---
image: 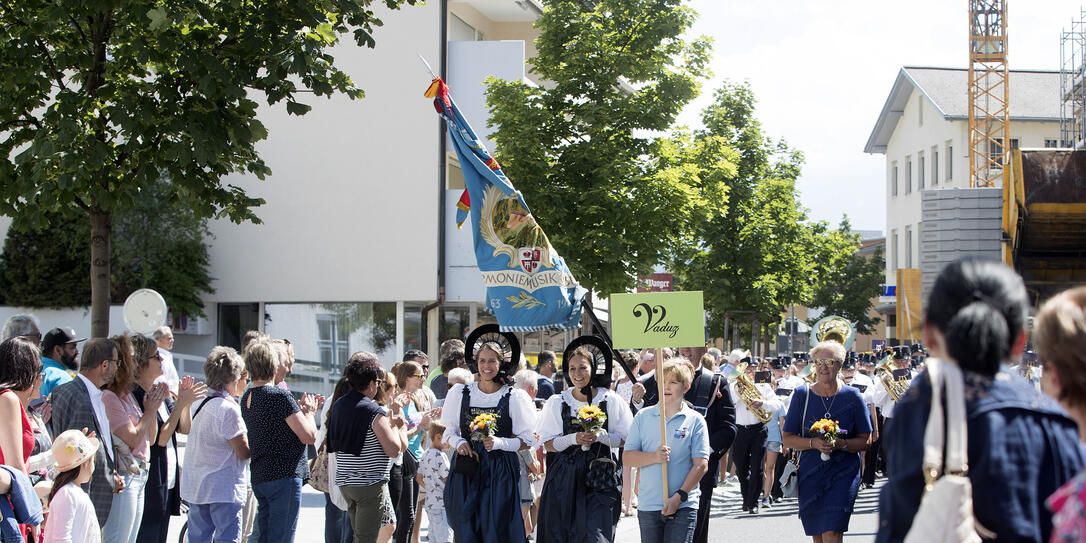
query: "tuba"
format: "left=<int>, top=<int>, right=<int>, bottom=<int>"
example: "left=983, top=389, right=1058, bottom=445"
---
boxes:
left=733, top=362, right=773, bottom=423
left=810, top=315, right=856, bottom=350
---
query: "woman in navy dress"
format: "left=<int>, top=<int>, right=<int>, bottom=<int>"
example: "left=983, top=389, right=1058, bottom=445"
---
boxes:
left=536, top=343, right=632, bottom=543
left=440, top=338, right=536, bottom=543
left=782, top=341, right=871, bottom=543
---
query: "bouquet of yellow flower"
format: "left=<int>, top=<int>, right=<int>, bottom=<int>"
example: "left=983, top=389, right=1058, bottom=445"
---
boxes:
left=574, top=404, right=607, bottom=451
left=809, top=418, right=843, bottom=461
left=469, top=413, right=498, bottom=442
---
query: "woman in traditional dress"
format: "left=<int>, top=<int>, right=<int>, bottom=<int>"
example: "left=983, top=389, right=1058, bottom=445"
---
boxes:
left=781, top=341, right=871, bottom=543
left=536, top=341, right=633, bottom=542
left=440, top=330, right=536, bottom=543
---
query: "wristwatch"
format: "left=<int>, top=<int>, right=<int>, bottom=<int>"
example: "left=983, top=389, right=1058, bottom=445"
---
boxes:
left=676, top=489, right=689, bottom=502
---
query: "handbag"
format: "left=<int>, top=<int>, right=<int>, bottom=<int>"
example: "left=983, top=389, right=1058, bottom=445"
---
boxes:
left=779, top=455, right=799, bottom=498
left=779, top=387, right=810, bottom=499
left=451, top=450, right=479, bottom=476
left=903, top=358, right=984, bottom=543
left=308, top=437, right=330, bottom=493
left=584, top=449, right=620, bottom=493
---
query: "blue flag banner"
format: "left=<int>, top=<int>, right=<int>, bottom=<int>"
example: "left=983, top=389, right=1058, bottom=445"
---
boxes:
left=426, top=78, right=586, bottom=332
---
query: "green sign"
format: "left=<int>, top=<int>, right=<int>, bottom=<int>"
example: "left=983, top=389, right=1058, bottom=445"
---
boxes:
left=610, top=291, right=705, bottom=348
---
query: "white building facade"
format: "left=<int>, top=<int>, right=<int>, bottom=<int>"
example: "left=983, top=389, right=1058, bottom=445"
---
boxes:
left=865, top=66, right=1062, bottom=340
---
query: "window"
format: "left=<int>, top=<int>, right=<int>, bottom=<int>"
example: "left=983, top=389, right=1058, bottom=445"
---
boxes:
left=946, top=141, right=953, bottom=183
left=218, top=303, right=260, bottom=352
left=905, top=226, right=913, bottom=268
left=905, top=157, right=912, bottom=194
left=892, top=230, right=899, bottom=270
left=990, top=138, right=1019, bottom=166
left=263, top=302, right=397, bottom=380
left=449, top=14, right=483, bottom=41
left=918, top=94, right=924, bottom=126
left=918, top=151, right=926, bottom=190
left=1063, top=139, right=1075, bottom=148
left=932, top=146, right=939, bottom=186
left=891, top=162, right=899, bottom=196
left=1045, top=139, right=1059, bottom=148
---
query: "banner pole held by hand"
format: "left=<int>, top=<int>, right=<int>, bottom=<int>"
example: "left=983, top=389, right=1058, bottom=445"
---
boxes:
left=656, top=347, right=669, bottom=516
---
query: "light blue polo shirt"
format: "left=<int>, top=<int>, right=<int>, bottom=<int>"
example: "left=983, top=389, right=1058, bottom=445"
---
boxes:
left=625, top=403, right=711, bottom=511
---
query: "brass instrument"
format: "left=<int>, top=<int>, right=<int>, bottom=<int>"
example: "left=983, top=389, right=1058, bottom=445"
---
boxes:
left=877, top=355, right=910, bottom=402
left=810, top=315, right=856, bottom=349
left=733, top=362, right=773, bottom=423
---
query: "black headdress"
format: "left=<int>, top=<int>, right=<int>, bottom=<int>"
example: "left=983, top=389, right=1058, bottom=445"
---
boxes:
left=562, top=335, right=613, bottom=398
left=465, top=324, right=521, bottom=386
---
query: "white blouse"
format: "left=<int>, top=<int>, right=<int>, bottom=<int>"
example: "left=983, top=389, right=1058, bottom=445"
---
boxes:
left=45, top=483, right=101, bottom=543
left=536, top=388, right=633, bottom=449
left=440, top=383, right=538, bottom=449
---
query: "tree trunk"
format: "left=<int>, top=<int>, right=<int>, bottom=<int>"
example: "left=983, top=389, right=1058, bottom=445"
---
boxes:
left=90, top=205, right=111, bottom=338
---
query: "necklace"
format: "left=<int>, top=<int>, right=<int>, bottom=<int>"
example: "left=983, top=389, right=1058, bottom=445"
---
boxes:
left=815, top=383, right=838, bottom=419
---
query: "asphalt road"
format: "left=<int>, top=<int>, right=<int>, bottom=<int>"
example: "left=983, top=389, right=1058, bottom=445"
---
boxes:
left=168, top=476, right=884, bottom=543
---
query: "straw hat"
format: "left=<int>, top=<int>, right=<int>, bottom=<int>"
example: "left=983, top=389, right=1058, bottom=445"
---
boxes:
left=51, top=430, right=99, bottom=472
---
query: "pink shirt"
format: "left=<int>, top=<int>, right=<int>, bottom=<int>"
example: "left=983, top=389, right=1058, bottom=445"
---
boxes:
left=102, top=390, right=150, bottom=460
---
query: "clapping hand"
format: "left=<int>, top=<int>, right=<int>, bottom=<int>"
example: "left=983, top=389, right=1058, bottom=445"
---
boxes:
left=631, top=383, right=646, bottom=404
left=299, top=393, right=323, bottom=416
left=391, top=393, right=411, bottom=413
left=177, top=376, right=208, bottom=409
left=145, top=383, right=169, bottom=412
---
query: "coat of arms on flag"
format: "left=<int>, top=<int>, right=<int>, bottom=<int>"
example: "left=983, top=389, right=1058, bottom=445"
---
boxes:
left=425, top=77, right=585, bottom=332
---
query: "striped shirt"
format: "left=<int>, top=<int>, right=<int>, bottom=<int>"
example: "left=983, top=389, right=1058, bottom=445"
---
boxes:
left=334, top=417, right=392, bottom=487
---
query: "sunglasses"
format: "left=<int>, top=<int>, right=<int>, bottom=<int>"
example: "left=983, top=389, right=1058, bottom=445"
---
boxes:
left=813, top=359, right=840, bottom=367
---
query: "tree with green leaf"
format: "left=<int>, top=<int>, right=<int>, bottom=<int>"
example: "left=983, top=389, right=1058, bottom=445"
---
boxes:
left=0, top=178, right=215, bottom=318
left=0, top=0, right=417, bottom=336
left=671, top=81, right=811, bottom=339
left=806, top=219, right=885, bottom=335
left=486, top=0, right=716, bottom=296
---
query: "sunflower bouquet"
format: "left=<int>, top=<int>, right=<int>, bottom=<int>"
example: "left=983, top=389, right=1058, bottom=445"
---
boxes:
left=574, top=404, right=607, bottom=451
left=469, top=413, right=498, bottom=442
left=809, top=418, right=844, bottom=461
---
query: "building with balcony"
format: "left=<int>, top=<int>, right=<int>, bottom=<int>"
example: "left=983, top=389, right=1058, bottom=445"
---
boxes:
left=0, top=0, right=547, bottom=396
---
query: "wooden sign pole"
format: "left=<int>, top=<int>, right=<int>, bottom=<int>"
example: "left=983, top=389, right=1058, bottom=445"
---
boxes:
left=656, top=347, right=669, bottom=512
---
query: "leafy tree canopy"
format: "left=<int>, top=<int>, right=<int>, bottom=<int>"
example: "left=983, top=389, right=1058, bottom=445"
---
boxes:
left=0, top=0, right=418, bottom=334
left=486, top=0, right=717, bottom=296
left=0, top=179, right=215, bottom=317
left=806, top=219, right=886, bottom=335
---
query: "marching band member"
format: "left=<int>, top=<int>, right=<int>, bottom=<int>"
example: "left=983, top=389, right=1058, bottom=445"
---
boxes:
left=840, top=355, right=879, bottom=489
left=535, top=341, right=632, bottom=543
left=728, top=357, right=783, bottom=514
left=441, top=333, right=537, bottom=543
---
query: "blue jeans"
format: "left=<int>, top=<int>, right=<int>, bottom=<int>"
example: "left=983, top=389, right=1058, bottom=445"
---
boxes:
left=102, top=467, right=150, bottom=543
left=637, top=507, right=697, bottom=543
left=250, top=478, right=301, bottom=543
left=187, top=502, right=244, bottom=543
left=324, top=493, right=353, bottom=543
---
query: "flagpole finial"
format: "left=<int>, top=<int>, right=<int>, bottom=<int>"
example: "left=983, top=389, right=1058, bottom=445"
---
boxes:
left=418, top=54, right=438, bottom=80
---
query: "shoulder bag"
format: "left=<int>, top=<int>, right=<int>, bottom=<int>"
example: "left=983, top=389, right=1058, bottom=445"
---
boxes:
left=903, top=358, right=984, bottom=543
left=780, top=387, right=809, bottom=498
left=308, top=436, right=330, bottom=493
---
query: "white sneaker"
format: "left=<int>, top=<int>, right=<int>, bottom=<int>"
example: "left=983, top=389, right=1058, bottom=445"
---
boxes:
left=726, top=475, right=739, bottom=485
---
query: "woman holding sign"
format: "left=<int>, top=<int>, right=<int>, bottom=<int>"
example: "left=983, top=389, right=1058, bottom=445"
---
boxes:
left=623, top=358, right=710, bottom=543
left=536, top=339, right=633, bottom=543
left=781, top=341, right=871, bottom=543
left=440, top=326, right=537, bottom=543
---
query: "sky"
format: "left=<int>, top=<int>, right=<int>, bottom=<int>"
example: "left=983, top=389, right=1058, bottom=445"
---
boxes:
left=678, top=0, right=1084, bottom=233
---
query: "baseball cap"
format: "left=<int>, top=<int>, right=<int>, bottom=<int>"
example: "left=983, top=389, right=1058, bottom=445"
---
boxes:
left=42, top=327, right=86, bottom=353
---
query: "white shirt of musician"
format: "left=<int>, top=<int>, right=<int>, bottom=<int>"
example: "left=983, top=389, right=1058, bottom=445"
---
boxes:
left=728, top=381, right=784, bottom=426
left=871, top=369, right=915, bottom=418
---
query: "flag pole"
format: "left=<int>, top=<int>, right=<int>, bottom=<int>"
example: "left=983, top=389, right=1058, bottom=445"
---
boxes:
left=656, top=347, right=669, bottom=516
left=418, top=54, right=438, bottom=79
left=581, top=299, right=638, bottom=383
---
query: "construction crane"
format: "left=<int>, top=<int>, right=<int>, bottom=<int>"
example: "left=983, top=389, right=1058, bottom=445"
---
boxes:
left=968, top=0, right=1010, bottom=188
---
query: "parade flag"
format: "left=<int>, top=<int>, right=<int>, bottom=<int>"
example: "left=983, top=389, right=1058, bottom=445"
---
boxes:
left=425, top=78, right=586, bottom=332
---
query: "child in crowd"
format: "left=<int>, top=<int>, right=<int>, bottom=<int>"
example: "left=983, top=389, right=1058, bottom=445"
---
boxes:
left=416, top=422, right=451, bottom=543
left=45, top=430, right=102, bottom=543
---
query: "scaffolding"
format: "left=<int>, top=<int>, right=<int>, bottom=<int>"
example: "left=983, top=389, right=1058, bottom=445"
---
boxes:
left=1061, top=10, right=1086, bottom=149
left=968, top=0, right=1010, bottom=188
